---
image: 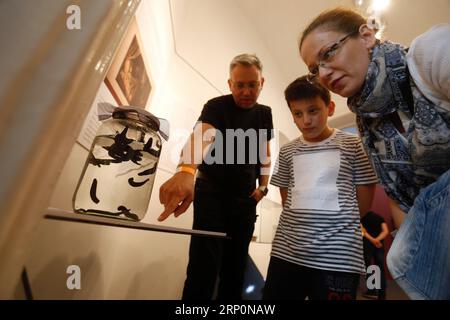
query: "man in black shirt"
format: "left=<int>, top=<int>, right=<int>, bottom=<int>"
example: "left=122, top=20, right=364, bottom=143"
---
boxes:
left=361, top=211, right=389, bottom=300
left=158, top=54, right=273, bottom=299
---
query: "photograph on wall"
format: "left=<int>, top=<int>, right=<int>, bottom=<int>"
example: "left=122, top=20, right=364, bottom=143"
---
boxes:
left=105, top=17, right=152, bottom=108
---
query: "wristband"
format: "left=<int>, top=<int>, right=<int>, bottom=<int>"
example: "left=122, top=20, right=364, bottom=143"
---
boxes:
left=177, top=166, right=196, bottom=176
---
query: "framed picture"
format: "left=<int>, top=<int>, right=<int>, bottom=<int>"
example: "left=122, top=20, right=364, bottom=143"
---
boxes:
left=105, top=17, right=152, bottom=108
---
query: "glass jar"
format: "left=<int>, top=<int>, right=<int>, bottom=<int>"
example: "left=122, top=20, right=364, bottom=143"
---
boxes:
left=73, top=107, right=169, bottom=221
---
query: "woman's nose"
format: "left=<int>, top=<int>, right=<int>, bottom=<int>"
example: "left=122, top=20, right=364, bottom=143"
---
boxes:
left=319, top=65, right=334, bottom=82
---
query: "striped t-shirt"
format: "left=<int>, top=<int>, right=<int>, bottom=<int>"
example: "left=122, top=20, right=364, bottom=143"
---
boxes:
left=270, top=129, right=378, bottom=274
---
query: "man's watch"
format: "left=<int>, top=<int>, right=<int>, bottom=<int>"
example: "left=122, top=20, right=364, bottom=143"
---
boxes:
left=258, top=185, right=268, bottom=196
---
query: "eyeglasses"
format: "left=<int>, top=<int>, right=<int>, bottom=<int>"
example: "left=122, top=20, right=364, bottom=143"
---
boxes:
left=230, top=81, right=261, bottom=91
left=307, top=31, right=358, bottom=82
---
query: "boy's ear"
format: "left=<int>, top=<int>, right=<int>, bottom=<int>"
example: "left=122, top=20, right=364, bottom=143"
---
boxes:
left=327, top=101, right=336, bottom=117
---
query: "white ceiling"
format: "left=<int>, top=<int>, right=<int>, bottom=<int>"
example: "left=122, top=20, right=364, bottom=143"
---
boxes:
left=235, top=0, right=354, bottom=83
left=236, top=0, right=450, bottom=84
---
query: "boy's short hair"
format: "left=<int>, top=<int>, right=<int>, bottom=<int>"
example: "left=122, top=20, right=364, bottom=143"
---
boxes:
left=284, top=75, right=331, bottom=107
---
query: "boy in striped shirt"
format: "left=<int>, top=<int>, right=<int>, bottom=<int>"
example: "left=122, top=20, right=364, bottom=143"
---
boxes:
left=263, top=76, right=378, bottom=300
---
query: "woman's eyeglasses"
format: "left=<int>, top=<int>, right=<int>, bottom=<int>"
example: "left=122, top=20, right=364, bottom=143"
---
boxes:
left=307, top=31, right=359, bottom=82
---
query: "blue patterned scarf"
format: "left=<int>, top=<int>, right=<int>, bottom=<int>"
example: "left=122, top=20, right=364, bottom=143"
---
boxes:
left=348, top=42, right=450, bottom=211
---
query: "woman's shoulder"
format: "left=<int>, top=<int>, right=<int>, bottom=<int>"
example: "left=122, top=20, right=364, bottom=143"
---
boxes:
left=408, top=24, right=450, bottom=58
left=411, top=24, right=450, bottom=45
left=407, top=24, right=450, bottom=104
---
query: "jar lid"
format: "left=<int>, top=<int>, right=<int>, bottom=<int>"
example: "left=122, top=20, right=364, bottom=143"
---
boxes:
left=112, top=106, right=169, bottom=141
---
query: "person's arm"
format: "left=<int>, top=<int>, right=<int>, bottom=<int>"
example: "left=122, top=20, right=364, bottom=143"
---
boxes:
left=356, top=184, right=376, bottom=219
left=361, top=223, right=382, bottom=248
left=361, top=224, right=372, bottom=241
left=279, top=187, right=288, bottom=208
left=158, top=122, right=215, bottom=221
left=353, top=137, right=378, bottom=219
left=375, top=222, right=389, bottom=242
left=270, top=142, right=290, bottom=209
left=387, top=197, right=405, bottom=230
left=250, top=141, right=271, bottom=203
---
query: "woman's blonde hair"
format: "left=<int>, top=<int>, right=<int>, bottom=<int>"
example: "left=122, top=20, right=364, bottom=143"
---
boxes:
left=299, top=7, right=366, bottom=49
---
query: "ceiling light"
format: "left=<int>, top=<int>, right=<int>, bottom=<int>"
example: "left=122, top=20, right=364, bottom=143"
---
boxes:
left=370, top=0, right=391, bottom=13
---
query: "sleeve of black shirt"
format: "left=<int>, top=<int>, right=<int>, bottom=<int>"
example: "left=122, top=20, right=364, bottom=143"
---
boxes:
left=197, top=100, right=221, bottom=129
left=263, top=106, right=274, bottom=141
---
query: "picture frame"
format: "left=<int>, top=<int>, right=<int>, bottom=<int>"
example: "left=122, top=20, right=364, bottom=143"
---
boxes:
left=105, top=17, right=152, bottom=108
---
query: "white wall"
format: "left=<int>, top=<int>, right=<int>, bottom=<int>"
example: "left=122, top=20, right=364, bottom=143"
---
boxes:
left=0, top=0, right=142, bottom=298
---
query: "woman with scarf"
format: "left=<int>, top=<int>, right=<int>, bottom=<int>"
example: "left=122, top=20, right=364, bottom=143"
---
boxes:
left=299, top=8, right=450, bottom=300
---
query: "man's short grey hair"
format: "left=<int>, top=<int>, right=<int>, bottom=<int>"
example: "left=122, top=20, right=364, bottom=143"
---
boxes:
left=229, top=53, right=263, bottom=74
